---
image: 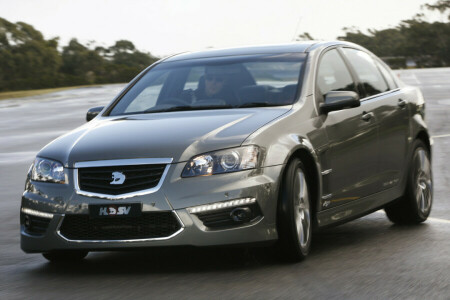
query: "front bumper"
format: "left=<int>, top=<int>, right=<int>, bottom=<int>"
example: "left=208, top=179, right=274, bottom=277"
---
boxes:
left=21, top=163, right=283, bottom=253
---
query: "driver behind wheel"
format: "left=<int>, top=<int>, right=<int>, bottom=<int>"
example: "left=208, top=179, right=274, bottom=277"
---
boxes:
left=194, top=66, right=235, bottom=102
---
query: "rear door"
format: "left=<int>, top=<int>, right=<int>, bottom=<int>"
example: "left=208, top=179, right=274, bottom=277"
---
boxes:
left=317, top=48, right=380, bottom=209
left=341, top=48, right=409, bottom=191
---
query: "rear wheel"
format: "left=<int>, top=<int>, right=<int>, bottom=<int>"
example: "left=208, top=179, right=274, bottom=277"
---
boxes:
left=385, top=140, right=432, bottom=224
left=277, top=158, right=312, bottom=261
left=42, top=250, right=88, bottom=263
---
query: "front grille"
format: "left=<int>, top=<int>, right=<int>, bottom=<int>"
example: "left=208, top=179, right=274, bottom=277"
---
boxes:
left=78, top=164, right=166, bottom=195
left=21, top=213, right=51, bottom=235
left=59, top=212, right=181, bottom=240
left=196, top=203, right=262, bottom=228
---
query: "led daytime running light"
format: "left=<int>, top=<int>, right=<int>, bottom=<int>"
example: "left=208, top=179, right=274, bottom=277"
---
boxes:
left=187, top=198, right=256, bottom=214
left=21, top=207, right=54, bottom=219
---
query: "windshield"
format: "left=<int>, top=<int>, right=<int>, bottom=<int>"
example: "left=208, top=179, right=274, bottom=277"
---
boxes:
left=109, top=53, right=306, bottom=115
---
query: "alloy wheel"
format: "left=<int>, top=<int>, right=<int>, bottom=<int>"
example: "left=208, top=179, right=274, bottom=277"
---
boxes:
left=293, top=169, right=311, bottom=248
left=414, top=148, right=432, bottom=215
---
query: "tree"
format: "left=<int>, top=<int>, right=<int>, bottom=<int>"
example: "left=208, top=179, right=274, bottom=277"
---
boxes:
left=60, top=39, right=104, bottom=85
left=424, top=0, right=450, bottom=19
left=296, top=32, right=314, bottom=41
left=106, top=40, right=158, bottom=83
left=0, top=17, right=161, bottom=91
left=0, top=18, right=61, bottom=91
left=338, top=0, right=450, bottom=68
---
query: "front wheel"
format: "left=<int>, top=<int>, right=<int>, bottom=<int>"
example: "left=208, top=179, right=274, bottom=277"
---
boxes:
left=385, top=140, right=433, bottom=224
left=277, top=158, right=312, bottom=261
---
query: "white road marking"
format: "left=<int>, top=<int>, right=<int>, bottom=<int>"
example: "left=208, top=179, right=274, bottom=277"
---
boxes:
left=432, top=134, right=450, bottom=139
left=374, top=210, right=450, bottom=224
left=428, top=217, right=450, bottom=224
left=396, top=72, right=421, bottom=85
left=0, top=152, right=36, bottom=164
left=437, top=99, right=450, bottom=105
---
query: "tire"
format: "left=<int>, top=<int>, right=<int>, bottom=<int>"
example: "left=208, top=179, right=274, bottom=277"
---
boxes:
left=42, top=250, right=88, bottom=263
left=385, top=140, right=433, bottom=224
left=277, top=158, right=312, bottom=261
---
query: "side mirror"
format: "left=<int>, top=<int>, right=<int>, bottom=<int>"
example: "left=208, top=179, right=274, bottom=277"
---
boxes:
left=320, top=91, right=360, bottom=114
left=86, top=106, right=104, bottom=122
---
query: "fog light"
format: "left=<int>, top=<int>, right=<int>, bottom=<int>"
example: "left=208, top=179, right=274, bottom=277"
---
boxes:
left=24, top=215, right=31, bottom=228
left=230, top=207, right=252, bottom=222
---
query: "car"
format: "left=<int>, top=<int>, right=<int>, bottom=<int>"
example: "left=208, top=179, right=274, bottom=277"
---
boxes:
left=20, top=41, right=432, bottom=262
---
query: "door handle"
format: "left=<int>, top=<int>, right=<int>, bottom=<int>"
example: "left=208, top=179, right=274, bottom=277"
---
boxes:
left=361, top=112, right=372, bottom=121
left=398, top=99, right=407, bottom=108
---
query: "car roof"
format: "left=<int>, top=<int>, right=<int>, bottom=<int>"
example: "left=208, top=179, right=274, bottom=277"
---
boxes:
left=163, top=41, right=357, bottom=62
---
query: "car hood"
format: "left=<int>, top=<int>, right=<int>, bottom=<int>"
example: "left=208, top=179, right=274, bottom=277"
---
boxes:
left=38, top=107, right=290, bottom=167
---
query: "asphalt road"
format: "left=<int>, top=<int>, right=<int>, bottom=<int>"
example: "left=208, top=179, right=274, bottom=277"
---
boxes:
left=0, top=69, right=449, bottom=299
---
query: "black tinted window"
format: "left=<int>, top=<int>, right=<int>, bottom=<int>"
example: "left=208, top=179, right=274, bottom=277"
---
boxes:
left=317, top=49, right=356, bottom=97
left=342, top=48, right=388, bottom=97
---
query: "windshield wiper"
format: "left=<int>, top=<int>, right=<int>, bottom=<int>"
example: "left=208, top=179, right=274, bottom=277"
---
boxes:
left=144, top=105, right=191, bottom=113
left=143, top=104, right=233, bottom=114
left=237, top=102, right=284, bottom=108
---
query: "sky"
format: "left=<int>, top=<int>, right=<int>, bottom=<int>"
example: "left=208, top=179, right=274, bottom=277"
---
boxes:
left=0, top=0, right=444, bottom=57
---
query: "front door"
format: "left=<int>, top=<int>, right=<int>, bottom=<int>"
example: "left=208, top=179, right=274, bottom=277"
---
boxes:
left=316, top=48, right=380, bottom=209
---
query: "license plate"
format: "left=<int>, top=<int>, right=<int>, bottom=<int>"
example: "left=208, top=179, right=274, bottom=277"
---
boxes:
left=89, top=203, right=142, bottom=218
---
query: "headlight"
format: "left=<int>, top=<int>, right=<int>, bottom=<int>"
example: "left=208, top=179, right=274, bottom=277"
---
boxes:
left=182, top=145, right=259, bottom=177
left=31, top=157, right=66, bottom=184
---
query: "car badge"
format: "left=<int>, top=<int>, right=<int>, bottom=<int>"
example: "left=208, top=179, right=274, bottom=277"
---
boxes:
left=110, top=171, right=126, bottom=185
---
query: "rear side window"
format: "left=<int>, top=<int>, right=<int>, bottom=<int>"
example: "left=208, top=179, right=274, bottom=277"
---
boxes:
left=317, top=49, right=356, bottom=97
left=342, top=48, right=388, bottom=97
left=375, top=60, right=397, bottom=90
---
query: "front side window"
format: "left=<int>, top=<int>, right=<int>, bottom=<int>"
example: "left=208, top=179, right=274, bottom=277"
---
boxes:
left=316, top=49, right=356, bottom=97
left=109, top=53, right=306, bottom=116
left=375, top=60, right=397, bottom=90
left=342, top=48, right=389, bottom=98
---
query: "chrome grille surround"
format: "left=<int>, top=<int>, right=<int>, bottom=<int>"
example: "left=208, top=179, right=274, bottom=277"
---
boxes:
left=73, top=158, right=173, bottom=200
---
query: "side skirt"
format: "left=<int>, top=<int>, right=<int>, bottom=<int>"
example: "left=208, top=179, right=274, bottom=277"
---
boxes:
left=316, top=186, right=403, bottom=229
